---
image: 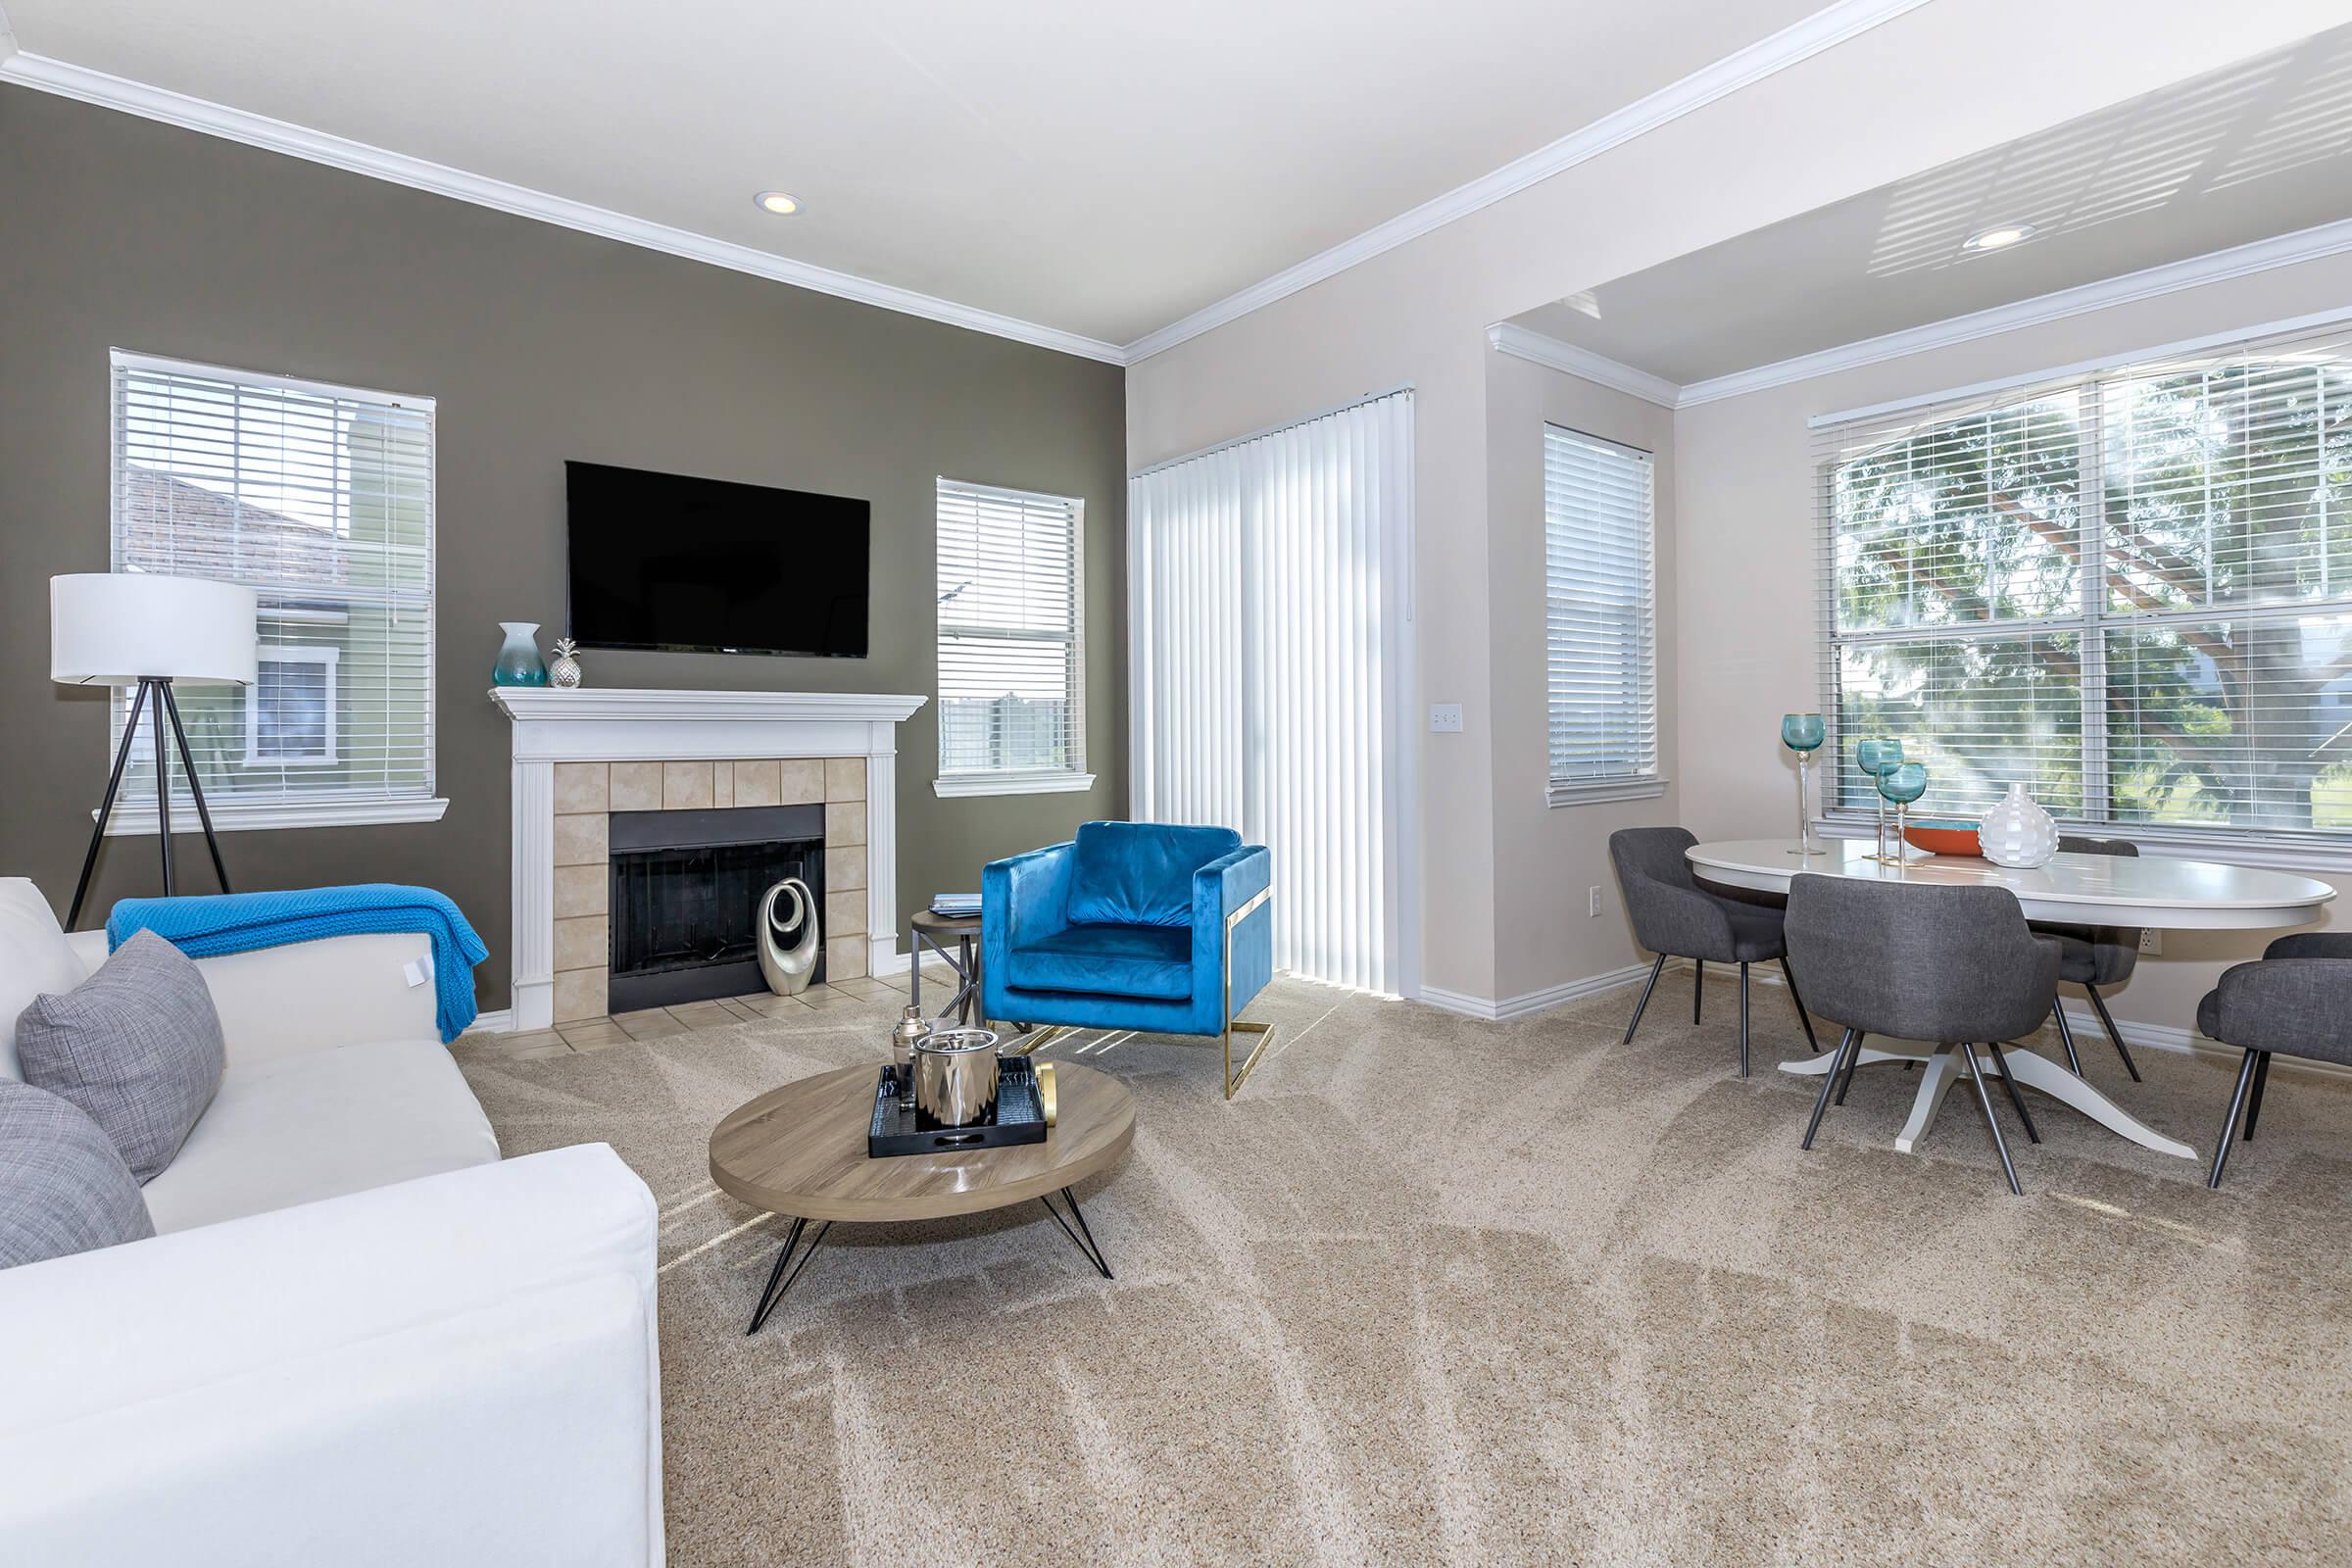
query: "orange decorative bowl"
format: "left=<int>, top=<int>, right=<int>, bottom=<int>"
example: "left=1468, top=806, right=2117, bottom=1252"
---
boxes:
left=1903, top=818, right=1983, bottom=858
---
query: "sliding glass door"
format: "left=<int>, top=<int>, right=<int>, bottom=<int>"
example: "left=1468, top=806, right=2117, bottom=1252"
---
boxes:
left=1128, top=390, right=1414, bottom=995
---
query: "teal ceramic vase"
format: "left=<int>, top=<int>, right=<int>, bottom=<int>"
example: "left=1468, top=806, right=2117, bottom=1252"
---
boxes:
left=493, top=621, right=548, bottom=687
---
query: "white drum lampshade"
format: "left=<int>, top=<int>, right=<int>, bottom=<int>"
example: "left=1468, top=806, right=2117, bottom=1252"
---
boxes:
left=51, top=574, right=259, bottom=687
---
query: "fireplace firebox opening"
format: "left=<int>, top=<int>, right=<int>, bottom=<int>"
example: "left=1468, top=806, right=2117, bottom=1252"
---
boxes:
left=607, top=803, right=826, bottom=1012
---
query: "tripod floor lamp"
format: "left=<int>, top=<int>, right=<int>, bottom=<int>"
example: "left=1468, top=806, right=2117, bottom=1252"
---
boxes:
left=52, top=573, right=259, bottom=930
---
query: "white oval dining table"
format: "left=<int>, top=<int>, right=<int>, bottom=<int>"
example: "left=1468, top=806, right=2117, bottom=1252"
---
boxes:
left=1684, top=838, right=2337, bottom=1162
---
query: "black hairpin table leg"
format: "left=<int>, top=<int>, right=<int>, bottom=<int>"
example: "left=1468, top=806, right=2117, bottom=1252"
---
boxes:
left=1039, top=1187, right=1113, bottom=1279
left=746, top=1216, right=833, bottom=1335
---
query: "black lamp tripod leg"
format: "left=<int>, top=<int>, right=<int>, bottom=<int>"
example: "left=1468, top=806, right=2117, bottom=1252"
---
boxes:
left=65, top=679, right=153, bottom=931
left=152, top=679, right=174, bottom=898
left=160, top=683, right=230, bottom=895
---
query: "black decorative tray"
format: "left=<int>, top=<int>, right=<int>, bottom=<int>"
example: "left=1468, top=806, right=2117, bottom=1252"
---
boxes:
left=866, top=1056, right=1048, bottom=1157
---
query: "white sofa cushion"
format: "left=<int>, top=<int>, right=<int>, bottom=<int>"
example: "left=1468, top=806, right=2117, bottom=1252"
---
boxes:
left=0, top=879, right=85, bottom=1084
left=0, top=1145, right=662, bottom=1568
left=142, top=1039, right=500, bottom=1234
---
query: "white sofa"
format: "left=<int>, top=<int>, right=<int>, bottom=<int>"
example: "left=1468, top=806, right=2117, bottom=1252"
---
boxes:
left=0, top=884, right=663, bottom=1567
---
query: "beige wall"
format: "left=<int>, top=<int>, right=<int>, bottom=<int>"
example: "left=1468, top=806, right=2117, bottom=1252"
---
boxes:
left=1486, top=351, right=1681, bottom=1001
left=1126, top=0, right=2341, bottom=1005
left=1675, top=247, right=2352, bottom=1037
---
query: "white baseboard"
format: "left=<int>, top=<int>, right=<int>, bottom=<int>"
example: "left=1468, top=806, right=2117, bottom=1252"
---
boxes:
left=2059, top=1006, right=2352, bottom=1083
left=465, top=1007, right=516, bottom=1037
left=1424, top=961, right=2352, bottom=1084
left=1421, top=961, right=1655, bottom=1022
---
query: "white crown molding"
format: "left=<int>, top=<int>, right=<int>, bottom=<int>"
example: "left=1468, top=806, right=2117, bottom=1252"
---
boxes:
left=1123, top=0, right=1933, bottom=364
left=1680, top=215, right=2352, bottom=408
left=1487, top=322, right=1680, bottom=409
left=0, top=51, right=1126, bottom=365
left=1487, top=215, right=2352, bottom=417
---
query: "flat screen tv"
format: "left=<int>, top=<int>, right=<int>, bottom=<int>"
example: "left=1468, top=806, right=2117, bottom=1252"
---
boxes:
left=565, top=460, right=869, bottom=658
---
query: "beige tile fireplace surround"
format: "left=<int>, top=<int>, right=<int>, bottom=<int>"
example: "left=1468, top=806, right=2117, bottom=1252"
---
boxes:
left=548, top=757, right=872, bottom=1023
left=491, top=689, right=927, bottom=1033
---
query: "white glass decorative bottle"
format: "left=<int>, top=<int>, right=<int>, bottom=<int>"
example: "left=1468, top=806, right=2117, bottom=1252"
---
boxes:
left=1978, top=783, right=2058, bottom=868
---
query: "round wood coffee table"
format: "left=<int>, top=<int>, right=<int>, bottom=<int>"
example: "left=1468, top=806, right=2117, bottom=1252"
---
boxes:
left=710, top=1061, right=1135, bottom=1332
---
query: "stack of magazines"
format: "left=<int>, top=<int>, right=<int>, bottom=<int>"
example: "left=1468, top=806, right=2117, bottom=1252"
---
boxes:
left=929, top=893, right=982, bottom=917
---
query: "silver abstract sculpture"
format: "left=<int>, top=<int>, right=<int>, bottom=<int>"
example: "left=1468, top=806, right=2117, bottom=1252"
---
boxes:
left=757, top=877, right=820, bottom=995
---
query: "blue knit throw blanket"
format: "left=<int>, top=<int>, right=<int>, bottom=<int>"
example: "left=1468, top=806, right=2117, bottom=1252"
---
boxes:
left=108, top=885, right=489, bottom=1044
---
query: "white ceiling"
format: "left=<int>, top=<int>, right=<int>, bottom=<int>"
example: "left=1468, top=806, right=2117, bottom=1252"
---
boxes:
left=0, top=0, right=1833, bottom=353
left=1513, top=23, right=2352, bottom=387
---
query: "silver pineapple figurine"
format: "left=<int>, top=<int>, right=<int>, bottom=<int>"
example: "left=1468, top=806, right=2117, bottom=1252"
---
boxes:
left=549, top=636, right=583, bottom=689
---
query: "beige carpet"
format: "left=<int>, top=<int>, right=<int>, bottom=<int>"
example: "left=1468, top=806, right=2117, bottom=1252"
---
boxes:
left=457, top=970, right=2352, bottom=1567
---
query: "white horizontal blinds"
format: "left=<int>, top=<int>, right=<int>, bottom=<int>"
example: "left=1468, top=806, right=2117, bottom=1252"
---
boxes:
left=108, top=352, right=436, bottom=818
left=935, top=480, right=1084, bottom=781
left=2099, top=328, right=2352, bottom=833
left=1128, top=390, right=1410, bottom=995
left=1818, top=385, right=2087, bottom=819
left=1544, top=426, right=1657, bottom=793
left=1816, top=316, right=2352, bottom=840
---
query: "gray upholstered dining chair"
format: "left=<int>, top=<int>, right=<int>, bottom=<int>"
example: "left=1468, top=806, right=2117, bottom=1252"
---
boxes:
left=2031, top=835, right=2144, bottom=1082
left=2197, top=932, right=2352, bottom=1189
left=1785, top=874, right=2062, bottom=1195
left=1608, top=826, right=1819, bottom=1076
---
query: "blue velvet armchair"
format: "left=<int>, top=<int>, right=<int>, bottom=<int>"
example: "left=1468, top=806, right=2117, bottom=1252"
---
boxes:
left=982, top=822, right=1276, bottom=1099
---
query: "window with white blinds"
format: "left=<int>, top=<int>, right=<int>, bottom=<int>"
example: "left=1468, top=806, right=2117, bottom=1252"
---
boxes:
left=934, top=478, right=1090, bottom=796
left=1818, top=316, right=2352, bottom=846
left=107, top=351, right=441, bottom=831
left=1544, top=425, right=1661, bottom=805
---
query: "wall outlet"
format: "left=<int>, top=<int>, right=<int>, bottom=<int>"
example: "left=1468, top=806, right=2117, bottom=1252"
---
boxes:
left=2139, top=928, right=2162, bottom=955
left=1429, top=703, right=1464, bottom=733
left=1588, top=885, right=1603, bottom=917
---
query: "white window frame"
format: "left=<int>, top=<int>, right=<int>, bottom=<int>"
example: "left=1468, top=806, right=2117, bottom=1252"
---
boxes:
left=104, top=349, right=446, bottom=834
left=932, top=478, right=1094, bottom=799
left=1544, top=424, right=1665, bottom=808
left=242, top=645, right=341, bottom=767
left=1813, top=313, right=2352, bottom=862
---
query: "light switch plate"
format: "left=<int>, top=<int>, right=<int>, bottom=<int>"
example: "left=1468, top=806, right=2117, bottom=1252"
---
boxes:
left=1430, top=703, right=1464, bottom=733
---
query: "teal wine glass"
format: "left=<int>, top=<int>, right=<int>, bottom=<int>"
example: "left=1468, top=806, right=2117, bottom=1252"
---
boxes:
left=1855, top=738, right=1904, bottom=860
left=1876, top=761, right=1928, bottom=862
left=1781, top=713, right=1828, bottom=856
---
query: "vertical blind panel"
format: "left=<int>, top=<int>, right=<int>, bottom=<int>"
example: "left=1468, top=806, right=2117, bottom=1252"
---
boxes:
left=1816, top=316, right=2352, bottom=840
left=1544, top=426, right=1658, bottom=786
left=936, top=481, right=1085, bottom=778
left=109, top=354, right=436, bottom=816
left=1128, top=390, right=1409, bottom=995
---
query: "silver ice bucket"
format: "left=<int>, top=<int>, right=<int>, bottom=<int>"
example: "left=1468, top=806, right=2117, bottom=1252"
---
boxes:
left=911, top=1028, right=1001, bottom=1127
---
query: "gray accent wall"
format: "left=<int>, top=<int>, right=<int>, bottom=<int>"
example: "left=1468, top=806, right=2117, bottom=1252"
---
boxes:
left=0, top=87, right=1128, bottom=1008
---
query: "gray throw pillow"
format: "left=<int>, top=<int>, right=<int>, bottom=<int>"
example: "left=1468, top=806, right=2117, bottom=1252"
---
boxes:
left=15, top=929, right=225, bottom=1183
left=0, top=1080, right=156, bottom=1268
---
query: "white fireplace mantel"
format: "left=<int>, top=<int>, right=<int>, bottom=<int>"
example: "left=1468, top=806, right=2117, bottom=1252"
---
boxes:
left=492, top=687, right=927, bottom=1031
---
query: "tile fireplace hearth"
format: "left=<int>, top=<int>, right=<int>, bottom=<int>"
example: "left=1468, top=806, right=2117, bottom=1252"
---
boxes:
left=491, top=688, right=927, bottom=1031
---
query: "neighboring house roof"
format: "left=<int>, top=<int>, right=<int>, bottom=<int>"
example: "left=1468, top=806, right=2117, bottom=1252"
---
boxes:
left=116, top=466, right=350, bottom=588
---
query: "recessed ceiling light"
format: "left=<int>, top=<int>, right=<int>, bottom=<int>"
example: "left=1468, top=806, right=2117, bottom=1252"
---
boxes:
left=1963, top=222, right=2037, bottom=252
left=755, top=191, right=803, bottom=217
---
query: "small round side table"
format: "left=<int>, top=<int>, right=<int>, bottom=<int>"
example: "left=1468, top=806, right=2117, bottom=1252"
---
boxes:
left=909, top=907, right=985, bottom=1025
